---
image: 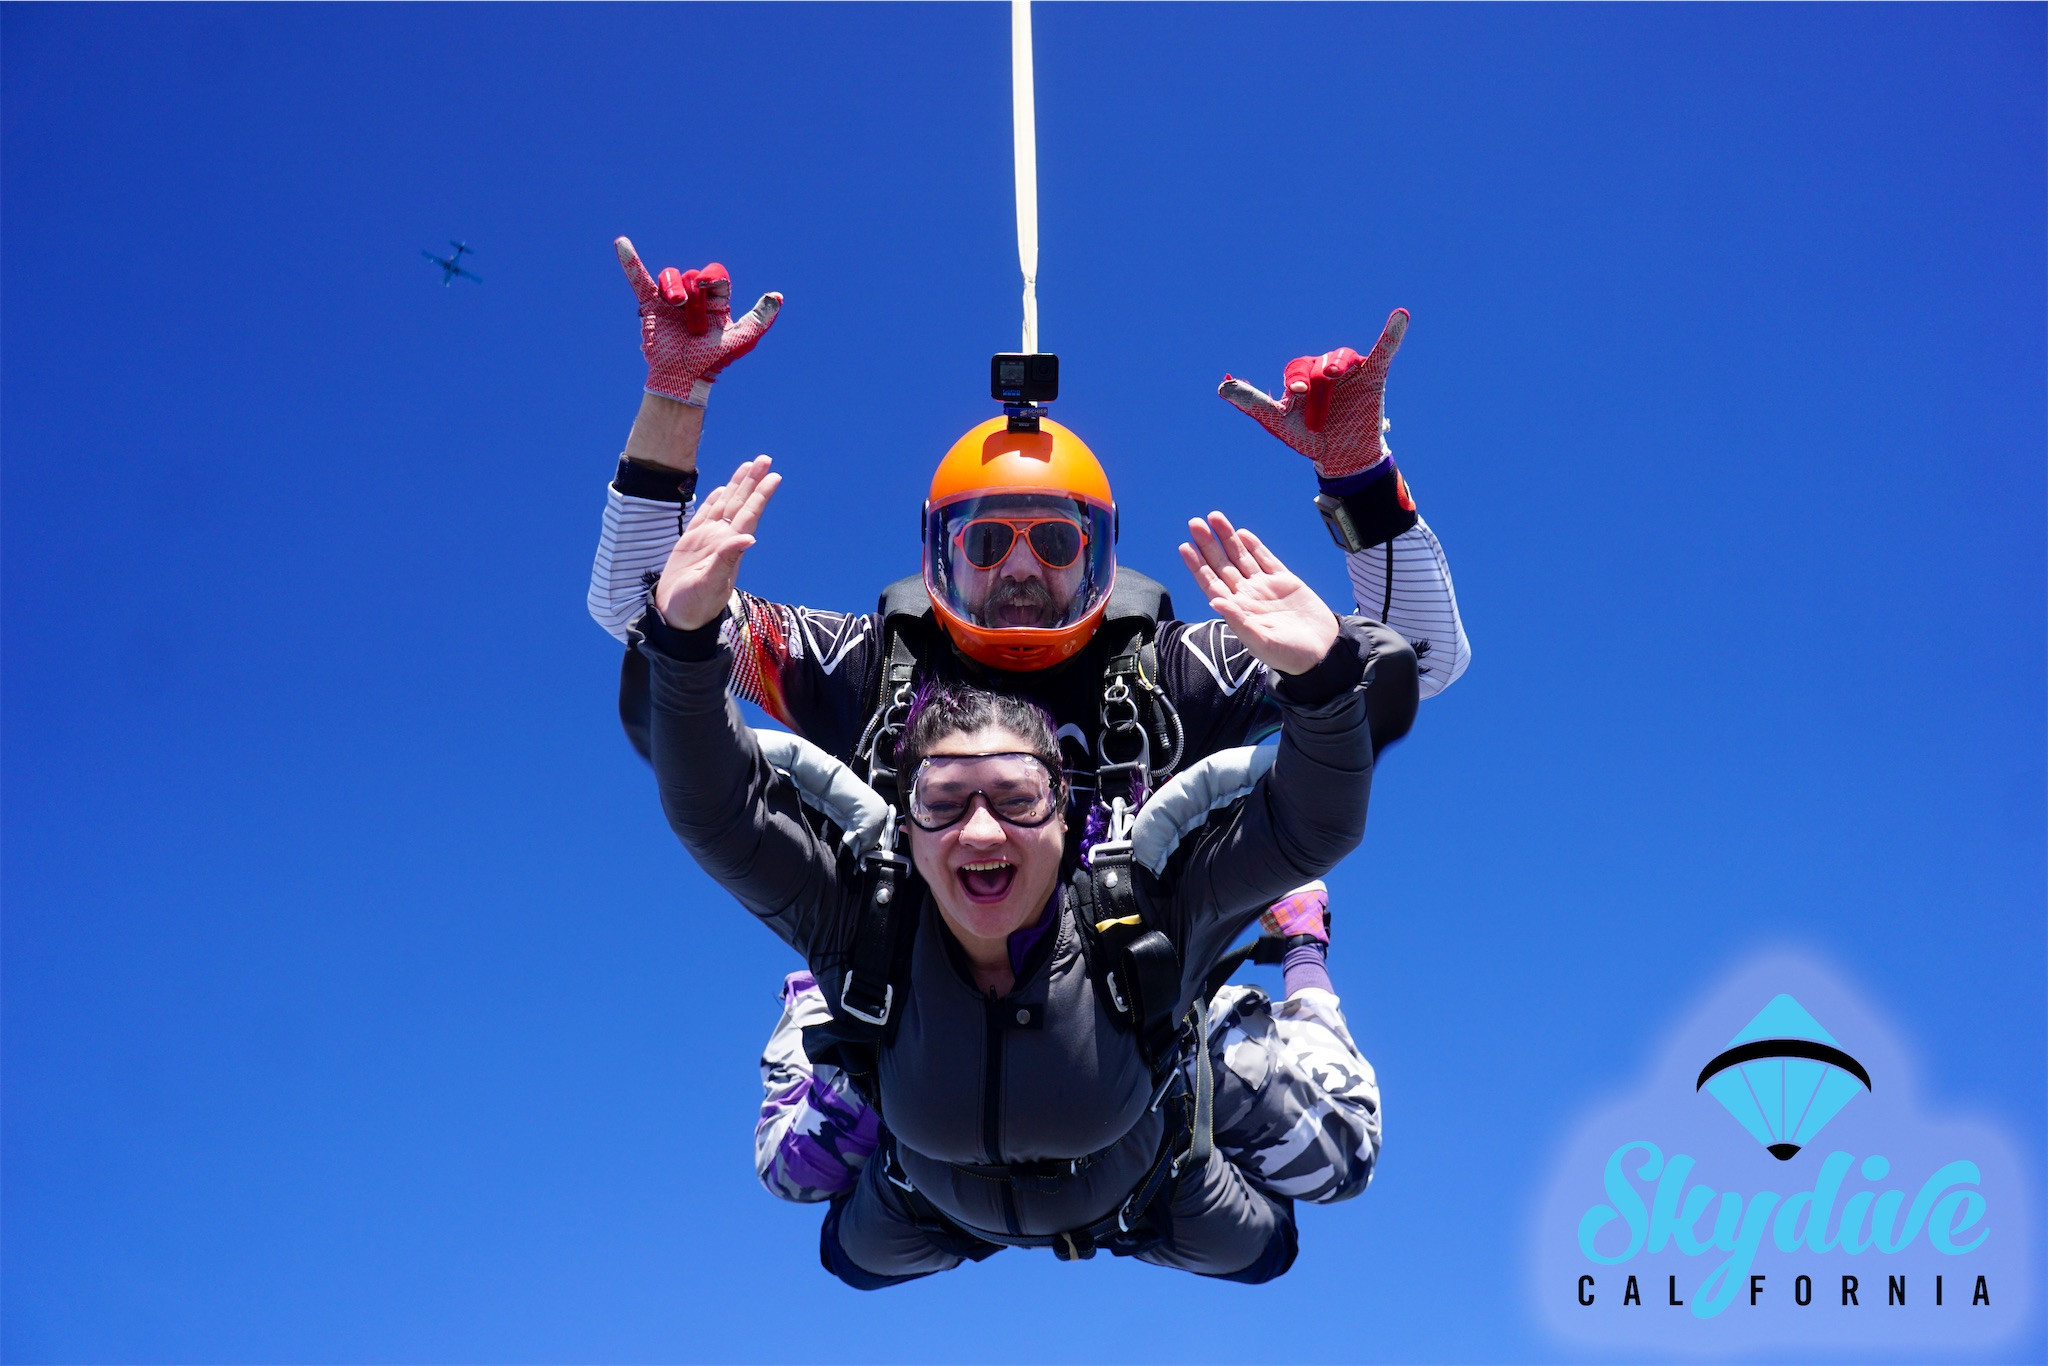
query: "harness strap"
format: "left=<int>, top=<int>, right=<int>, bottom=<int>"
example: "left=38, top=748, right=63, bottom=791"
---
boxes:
left=875, top=1140, right=1007, bottom=1264
left=1199, top=930, right=1289, bottom=1003
left=832, top=618, right=925, bottom=1038
left=858, top=631, right=921, bottom=797
left=1187, top=994, right=1214, bottom=1166
left=838, top=843, right=906, bottom=1028
left=943, top=1135, right=1121, bottom=1190
left=1083, top=826, right=1184, bottom=1074
left=1056, top=1066, right=1204, bottom=1260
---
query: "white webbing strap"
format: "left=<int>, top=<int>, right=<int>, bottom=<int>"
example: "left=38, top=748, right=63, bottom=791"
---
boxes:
left=1012, top=0, right=1039, bottom=353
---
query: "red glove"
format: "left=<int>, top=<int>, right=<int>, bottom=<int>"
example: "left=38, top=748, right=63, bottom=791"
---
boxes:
left=1218, top=309, right=1409, bottom=480
left=615, top=237, right=782, bottom=406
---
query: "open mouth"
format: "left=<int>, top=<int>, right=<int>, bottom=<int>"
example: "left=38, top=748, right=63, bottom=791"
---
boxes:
left=957, top=860, right=1017, bottom=902
left=992, top=603, right=1050, bottom=628
left=982, top=578, right=1058, bottom=630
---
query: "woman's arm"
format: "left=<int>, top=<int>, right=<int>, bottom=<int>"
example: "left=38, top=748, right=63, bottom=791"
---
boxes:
left=631, top=461, right=852, bottom=956
left=1165, top=616, right=1408, bottom=992
left=634, top=608, right=847, bottom=956
left=605, top=458, right=888, bottom=764
left=1163, top=514, right=1417, bottom=1002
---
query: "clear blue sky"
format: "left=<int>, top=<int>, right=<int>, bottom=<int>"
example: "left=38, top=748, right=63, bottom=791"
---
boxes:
left=3, top=4, right=2041, bottom=1362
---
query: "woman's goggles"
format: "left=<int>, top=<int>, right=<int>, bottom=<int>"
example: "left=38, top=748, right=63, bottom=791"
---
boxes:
left=906, top=753, right=1062, bottom=832
left=954, top=516, right=1089, bottom=571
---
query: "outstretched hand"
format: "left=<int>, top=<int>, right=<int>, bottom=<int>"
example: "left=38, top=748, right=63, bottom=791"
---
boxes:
left=1178, top=513, right=1340, bottom=677
left=616, top=237, right=782, bottom=406
left=1217, top=308, right=1409, bottom=480
left=654, top=456, right=781, bottom=631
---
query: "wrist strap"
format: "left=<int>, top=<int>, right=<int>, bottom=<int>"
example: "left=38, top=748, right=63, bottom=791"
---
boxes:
left=1313, top=458, right=1418, bottom=553
left=614, top=458, right=699, bottom=505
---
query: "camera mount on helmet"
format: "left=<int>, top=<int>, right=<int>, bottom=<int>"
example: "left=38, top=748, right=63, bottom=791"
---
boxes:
left=992, top=353, right=1059, bottom=432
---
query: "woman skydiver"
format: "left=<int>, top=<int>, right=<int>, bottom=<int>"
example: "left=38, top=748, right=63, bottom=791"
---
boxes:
left=631, top=460, right=1404, bottom=1283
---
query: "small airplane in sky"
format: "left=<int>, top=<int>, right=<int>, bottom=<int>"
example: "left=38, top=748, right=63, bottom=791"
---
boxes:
left=422, top=241, right=481, bottom=286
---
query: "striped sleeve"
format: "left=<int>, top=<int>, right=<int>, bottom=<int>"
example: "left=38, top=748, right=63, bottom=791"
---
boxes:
left=1343, top=515, right=1471, bottom=700
left=588, top=485, right=690, bottom=643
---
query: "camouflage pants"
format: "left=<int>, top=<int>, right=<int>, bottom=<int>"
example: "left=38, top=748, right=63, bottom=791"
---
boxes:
left=756, top=973, right=1380, bottom=1208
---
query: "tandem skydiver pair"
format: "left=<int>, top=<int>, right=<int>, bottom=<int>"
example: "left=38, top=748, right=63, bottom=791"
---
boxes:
left=585, top=237, right=1471, bottom=1283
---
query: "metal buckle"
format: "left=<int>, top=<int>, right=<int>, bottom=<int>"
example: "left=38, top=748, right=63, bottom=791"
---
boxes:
left=839, top=971, right=894, bottom=1027
left=1098, top=676, right=1152, bottom=800
left=1097, top=737, right=1150, bottom=785
left=1086, top=796, right=1137, bottom=871
left=862, top=677, right=918, bottom=793
left=1105, top=968, right=1129, bottom=1015
left=1085, top=838, right=1133, bottom=871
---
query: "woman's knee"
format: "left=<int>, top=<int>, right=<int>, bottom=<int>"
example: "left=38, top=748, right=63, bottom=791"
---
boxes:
left=819, top=1197, right=937, bottom=1290
left=822, top=1161, right=994, bottom=1288
left=1202, top=1217, right=1299, bottom=1285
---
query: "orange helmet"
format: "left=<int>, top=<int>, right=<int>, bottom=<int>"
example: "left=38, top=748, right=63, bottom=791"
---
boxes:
left=923, top=416, right=1117, bottom=671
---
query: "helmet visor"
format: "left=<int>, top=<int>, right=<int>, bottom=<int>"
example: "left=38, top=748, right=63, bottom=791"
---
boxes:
left=925, top=492, right=1115, bottom=634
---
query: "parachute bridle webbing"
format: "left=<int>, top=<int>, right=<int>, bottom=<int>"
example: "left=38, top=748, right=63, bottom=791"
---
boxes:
left=1013, top=0, right=1038, bottom=353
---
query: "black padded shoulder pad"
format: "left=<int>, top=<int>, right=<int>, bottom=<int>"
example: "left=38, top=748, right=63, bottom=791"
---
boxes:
left=1106, top=568, right=1173, bottom=625
left=877, top=574, right=932, bottom=622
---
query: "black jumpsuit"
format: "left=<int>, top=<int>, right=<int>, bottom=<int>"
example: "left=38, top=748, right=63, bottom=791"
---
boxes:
left=635, top=608, right=1400, bottom=1282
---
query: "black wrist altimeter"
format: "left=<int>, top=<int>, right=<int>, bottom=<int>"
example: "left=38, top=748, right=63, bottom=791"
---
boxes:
left=1312, top=457, right=1419, bottom=554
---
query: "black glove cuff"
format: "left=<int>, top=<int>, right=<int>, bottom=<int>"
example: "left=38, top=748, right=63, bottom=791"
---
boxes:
left=1271, top=624, right=1367, bottom=708
left=1313, top=458, right=1419, bottom=553
left=634, top=604, right=727, bottom=662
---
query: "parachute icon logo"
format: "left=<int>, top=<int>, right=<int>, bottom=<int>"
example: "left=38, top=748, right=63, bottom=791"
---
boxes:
left=1695, top=994, right=1871, bottom=1161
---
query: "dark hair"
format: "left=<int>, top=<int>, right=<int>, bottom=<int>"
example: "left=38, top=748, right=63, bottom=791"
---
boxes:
left=893, top=678, right=1063, bottom=806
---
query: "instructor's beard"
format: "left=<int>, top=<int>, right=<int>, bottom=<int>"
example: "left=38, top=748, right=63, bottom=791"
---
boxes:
left=978, top=575, right=1061, bottom=629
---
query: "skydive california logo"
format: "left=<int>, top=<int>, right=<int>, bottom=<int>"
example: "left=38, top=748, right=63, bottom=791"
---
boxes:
left=1695, top=995, right=1868, bottom=1162
left=1533, top=957, right=2033, bottom=1355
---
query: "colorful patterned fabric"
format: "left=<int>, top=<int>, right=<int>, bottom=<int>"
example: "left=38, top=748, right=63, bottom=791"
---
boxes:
left=755, top=971, right=881, bottom=1203
left=1261, top=879, right=1330, bottom=943
left=1207, top=983, right=1380, bottom=1205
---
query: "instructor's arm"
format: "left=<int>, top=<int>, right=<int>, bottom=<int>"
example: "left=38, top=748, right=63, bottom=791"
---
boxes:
left=614, top=236, right=782, bottom=471
left=590, top=238, right=781, bottom=640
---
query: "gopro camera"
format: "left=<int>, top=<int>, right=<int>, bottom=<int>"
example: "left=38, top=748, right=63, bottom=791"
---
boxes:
left=993, top=353, right=1059, bottom=431
left=992, top=353, right=1059, bottom=404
